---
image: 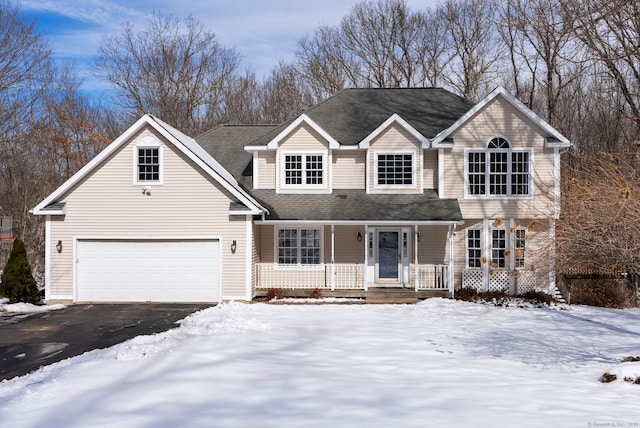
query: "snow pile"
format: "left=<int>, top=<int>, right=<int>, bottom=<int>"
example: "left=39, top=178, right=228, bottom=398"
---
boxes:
left=1, top=299, right=639, bottom=427
left=0, top=298, right=65, bottom=314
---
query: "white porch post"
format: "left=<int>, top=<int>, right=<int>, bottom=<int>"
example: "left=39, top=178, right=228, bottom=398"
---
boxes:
left=449, top=224, right=456, bottom=297
left=331, top=224, right=335, bottom=291
left=549, top=219, right=556, bottom=292
left=414, top=224, right=419, bottom=291
left=364, top=225, right=369, bottom=291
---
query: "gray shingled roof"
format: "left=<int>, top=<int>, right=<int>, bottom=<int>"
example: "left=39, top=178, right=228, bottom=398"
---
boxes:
left=251, top=88, right=474, bottom=146
left=197, top=124, right=278, bottom=189
left=250, top=189, right=462, bottom=222
left=196, top=88, right=470, bottom=222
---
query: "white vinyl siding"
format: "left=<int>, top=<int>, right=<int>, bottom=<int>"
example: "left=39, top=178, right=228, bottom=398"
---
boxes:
left=47, top=126, right=249, bottom=301
left=276, top=123, right=330, bottom=193
left=256, top=152, right=276, bottom=189
left=442, top=96, right=556, bottom=219
left=333, top=150, right=365, bottom=189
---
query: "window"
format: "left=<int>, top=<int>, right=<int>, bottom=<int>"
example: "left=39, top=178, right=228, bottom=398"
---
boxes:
left=283, top=154, right=324, bottom=186
left=137, top=147, right=159, bottom=182
left=467, top=137, right=530, bottom=197
left=467, top=229, right=482, bottom=268
left=514, top=229, right=526, bottom=268
left=465, top=224, right=528, bottom=270
left=278, top=228, right=321, bottom=265
left=377, top=153, right=413, bottom=186
left=491, top=229, right=507, bottom=268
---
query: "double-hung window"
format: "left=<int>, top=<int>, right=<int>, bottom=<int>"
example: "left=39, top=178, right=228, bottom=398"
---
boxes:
left=467, top=229, right=482, bottom=268
left=283, top=154, right=324, bottom=187
left=277, top=228, right=321, bottom=265
left=137, top=148, right=159, bottom=182
left=467, top=137, right=531, bottom=197
left=134, top=135, right=162, bottom=184
left=377, top=153, right=414, bottom=186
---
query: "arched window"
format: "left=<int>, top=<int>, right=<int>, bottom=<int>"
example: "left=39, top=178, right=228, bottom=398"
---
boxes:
left=467, top=137, right=531, bottom=197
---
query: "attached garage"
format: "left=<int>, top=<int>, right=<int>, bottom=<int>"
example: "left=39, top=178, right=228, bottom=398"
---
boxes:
left=76, top=239, right=220, bottom=303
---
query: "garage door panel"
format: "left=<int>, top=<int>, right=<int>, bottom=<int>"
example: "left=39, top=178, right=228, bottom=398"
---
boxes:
left=77, top=240, right=220, bottom=302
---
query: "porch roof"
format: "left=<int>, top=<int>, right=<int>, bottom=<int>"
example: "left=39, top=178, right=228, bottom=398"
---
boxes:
left=250, top=189, right=462, bottom=224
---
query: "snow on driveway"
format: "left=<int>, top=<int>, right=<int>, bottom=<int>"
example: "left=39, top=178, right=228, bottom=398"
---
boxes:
left=0, top=298, right=639, bottom=427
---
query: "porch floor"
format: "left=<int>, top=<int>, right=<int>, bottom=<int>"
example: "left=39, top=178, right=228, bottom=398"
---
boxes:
left=254, top=287, right=451, bottom=303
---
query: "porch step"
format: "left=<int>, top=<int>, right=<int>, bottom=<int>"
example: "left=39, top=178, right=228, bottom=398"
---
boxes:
left=553, top=286, right=567, bottom=304
left=365, top=297, right=419, bottom=304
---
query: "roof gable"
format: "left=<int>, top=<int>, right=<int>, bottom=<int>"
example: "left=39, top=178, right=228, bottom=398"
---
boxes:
left=431, top=86, right=571, bottom=148
left=358, top=113, right=429, bottom=149
left=32, top=115, right=266, bottom=215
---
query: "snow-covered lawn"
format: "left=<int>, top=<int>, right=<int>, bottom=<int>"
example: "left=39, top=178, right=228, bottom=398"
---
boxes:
left=1, top=299, right=639, bottom=427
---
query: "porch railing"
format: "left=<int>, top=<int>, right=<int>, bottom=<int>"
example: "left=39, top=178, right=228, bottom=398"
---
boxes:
left=415, top=264, right=450, bottom=291
left=255, top=263, right=366, bottom=290
left=255, top=263, right=449, bottom=291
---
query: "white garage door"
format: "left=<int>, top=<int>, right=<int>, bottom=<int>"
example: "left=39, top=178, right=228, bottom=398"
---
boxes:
left=76, top=239, right=220, bottom=302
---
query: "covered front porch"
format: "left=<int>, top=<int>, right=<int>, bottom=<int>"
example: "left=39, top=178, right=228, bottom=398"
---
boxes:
left=252, top=222, right=459, bottom=298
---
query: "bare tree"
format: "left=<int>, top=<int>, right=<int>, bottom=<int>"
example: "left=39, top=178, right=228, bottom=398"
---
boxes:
left=259, top=62, right=315, bottom=123
left=296, top=25, right=361, bottom=100
left=558, top=150, right=640, bottom=281
left=565, top=0, right=640, bottom=136
left=439, top=0, right=504, bottom=101
left=0, top=2, right=52, bottom=138
left=498, top=0, right=584, bottom=125
left=94, top=13, right=242, bottom=135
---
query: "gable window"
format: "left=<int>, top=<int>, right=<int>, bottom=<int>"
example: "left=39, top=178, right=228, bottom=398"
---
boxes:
left=283, top=154, right=324, bottom=187
left=137, top=148, right=159, bottom=182
left=467, top=137, right=531, bottom=197
left=377, top=153, right=413, bottom=186
left=277, top=227, right=321, bottom=265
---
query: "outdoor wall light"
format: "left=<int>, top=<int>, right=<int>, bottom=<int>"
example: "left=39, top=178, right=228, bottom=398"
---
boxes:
left=56, top=240, right=63, bottom=253
left=356, top=231, right=363, bottom=242
left=231, top=240, right=237, bottom=253
left=417, top=232, right=421, bottom=242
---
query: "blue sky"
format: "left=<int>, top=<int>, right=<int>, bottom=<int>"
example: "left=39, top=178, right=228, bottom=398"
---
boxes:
left=21, top=0, right=441, bottom=98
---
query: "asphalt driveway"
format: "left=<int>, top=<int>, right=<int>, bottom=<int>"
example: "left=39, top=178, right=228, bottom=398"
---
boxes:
left=0, top=303, right=212, bottom=381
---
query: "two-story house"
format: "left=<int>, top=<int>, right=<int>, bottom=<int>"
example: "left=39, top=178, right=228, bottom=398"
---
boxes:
left=31, top=86, right=570, bottom=303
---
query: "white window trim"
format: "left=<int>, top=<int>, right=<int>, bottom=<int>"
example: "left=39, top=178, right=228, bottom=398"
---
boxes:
left=280, top=151, right=327, bottom=189
left=274, top=226, right=324, bottom=269
left=133, top=135, right=163, bottom=185
left=465, top=220, right=529, bottom=273
left=466, top=228, right=482, bottom=269
left=373, top=151, right=417, bottom=190
left=464, top=140, right=533, bottom=199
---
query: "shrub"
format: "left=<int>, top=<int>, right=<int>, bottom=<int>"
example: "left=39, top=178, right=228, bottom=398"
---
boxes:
left=570, top=279, right=633, bottom=308
left=454, top=287, right=478, bottom=301
left=309, top=288, right=322, bottom=299
left=0, top=239, right=41, bottom=304
left=517, top=290, right=555, bottom=305
left=266, top=288, right=284, bottom=300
